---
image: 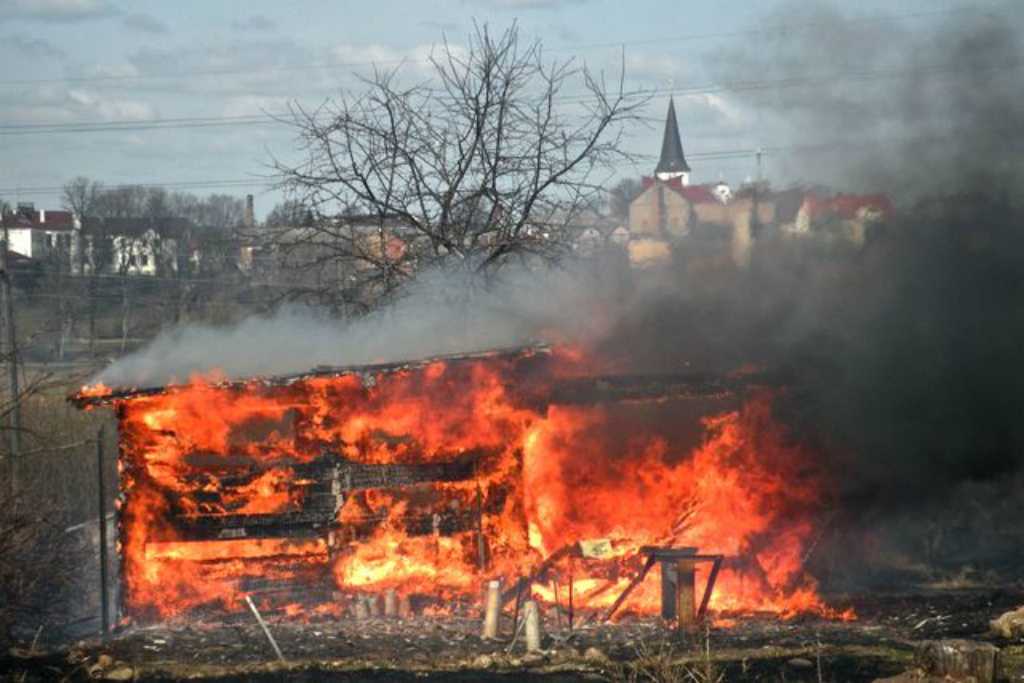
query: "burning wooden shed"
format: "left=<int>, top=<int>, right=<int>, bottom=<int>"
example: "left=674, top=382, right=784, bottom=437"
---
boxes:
left=73, top=344, right=834, bottom=624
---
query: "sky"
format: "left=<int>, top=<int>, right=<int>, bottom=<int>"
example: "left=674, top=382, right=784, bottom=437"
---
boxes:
left=0, top=0, right=1010, bottom=218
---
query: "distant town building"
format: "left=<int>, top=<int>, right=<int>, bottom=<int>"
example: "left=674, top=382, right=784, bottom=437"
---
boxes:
left=1, top=203, right=195, bottom=277
left=625, top=98, right=893, bottom=266
left=84, top=217, right=190, bottom=277
left=781, top=193, right=893, bottom=246
left=0, top=203, right=77, bottom=261
left=627, top=99, right=770, bottom=267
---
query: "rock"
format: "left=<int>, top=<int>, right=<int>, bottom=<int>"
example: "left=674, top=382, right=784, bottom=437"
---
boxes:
left=871, top=671, right=929, bottom=682
left=989, top=606, right=1024, bottom=639
left=470, top=653, right=495, bottom=668
left=915, top=640, right=1000, bottom=683
left=102, top=663, right=135, bottom=680
left=583, top=646, right=608, bottom=663
left=96, top=654, right=115, bottom=669
left=521, top=652, right=545, bottom=665
left=787, top=657, right=814, bottom=669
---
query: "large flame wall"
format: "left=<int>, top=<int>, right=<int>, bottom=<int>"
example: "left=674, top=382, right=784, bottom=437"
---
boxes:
left=109, top=350, right=838, bottom=621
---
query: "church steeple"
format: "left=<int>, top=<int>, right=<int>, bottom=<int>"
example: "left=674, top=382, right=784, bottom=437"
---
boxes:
left=654, top=97, right=691, bottom=184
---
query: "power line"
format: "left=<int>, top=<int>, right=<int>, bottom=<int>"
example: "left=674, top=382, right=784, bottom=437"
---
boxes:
left=0, top=179, right=276, bottom=197
left=0, top=115, right=269, bottom=135
left=0, top=2, right=1008, bottom=88
left=0, top=148, right=767, bottom=197
left=0, top=124, right=992, bottom=199
left=2, top=49, right=1021, bottom=138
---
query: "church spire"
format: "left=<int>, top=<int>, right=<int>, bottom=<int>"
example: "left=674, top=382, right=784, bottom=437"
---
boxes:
left=654, top=97, right=691, bottom=184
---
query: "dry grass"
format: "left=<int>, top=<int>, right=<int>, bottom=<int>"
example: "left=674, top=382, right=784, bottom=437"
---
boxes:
left=607, top=631, right=724, bottom=683
left=0, top=384, right=116, bottom=645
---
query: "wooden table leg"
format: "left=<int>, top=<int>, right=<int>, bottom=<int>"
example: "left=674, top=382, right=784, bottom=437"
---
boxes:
left=675, top=559, right=696, bottom=634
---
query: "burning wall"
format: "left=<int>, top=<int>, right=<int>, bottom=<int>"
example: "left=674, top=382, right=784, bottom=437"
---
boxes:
left=78, top=346, right=841, bottom=622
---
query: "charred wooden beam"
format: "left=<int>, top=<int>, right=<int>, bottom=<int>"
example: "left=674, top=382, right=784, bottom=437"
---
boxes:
left=527, top=370, right=787, bottom=408
left=328, top=451, right=487, bottom=490
left=70, top=344, right=552, bottom=408
left=69, top=343, right=787, bottom=411
left=161, top=481, right=510, bottom=543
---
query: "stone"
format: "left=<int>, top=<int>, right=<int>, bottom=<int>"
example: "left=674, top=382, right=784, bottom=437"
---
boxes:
left=915, top=640, right=1000, bottom=683
left=102, top=663, right=135, bottom=680
left=470, top=653, right=495, bottom=668
left=990, top=607, right=1024, bottom=639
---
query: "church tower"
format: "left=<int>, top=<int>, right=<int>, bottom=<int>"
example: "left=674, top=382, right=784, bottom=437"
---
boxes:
left=654, top=97, right=691, bottom=185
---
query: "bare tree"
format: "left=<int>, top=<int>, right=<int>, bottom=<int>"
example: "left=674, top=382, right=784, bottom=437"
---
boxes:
left=265, top=200, right=311, bottom=228
left=62, top=176, right=101, bottom=226
left=272, top=23, right=645, bottom=306
left=608, top=177, right=644, bottom=221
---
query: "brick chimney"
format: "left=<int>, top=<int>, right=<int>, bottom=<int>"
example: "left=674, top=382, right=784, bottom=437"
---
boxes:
left=243, top=194, right=255, bottom=230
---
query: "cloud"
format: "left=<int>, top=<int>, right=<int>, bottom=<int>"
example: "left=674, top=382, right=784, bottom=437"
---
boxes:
left=4, top=34, right=66, bottom=59
left=0, top=85, right=156, bottom=125
left=72, top=59, right=140, bottom=81
left=674, top=92, right=749, bottom=130
left=330, top=42, right=463, bottom=81
left=419, top=20, right=460, bottom=32
left=624, top=53, right=694, bottom=87
left=469, top=0, right=588, bottom=8
left=231, top=14, right=276, bottom=31
left=0, top=0, right=115, bottom=22
left=120, top=39, right=346, bottom=99
left=121, top=12, right=167, bottom=34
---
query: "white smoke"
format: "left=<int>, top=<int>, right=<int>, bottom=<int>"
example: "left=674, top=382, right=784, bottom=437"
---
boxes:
left=97, top=263, right=619, bottom=387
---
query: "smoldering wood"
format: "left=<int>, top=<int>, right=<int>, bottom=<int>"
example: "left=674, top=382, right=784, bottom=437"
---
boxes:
left=602, top=555, right=657, bottom=623
left=524, top=600, right=542, bottom=653
left=69, top=344, right=553, bottom=408
left=482, top=580, right=501, bottom=640
left=915, top=640, right=1000, bottom=682
left=674, top=559, right=697, bottom=633
left=384, top=589, right=397, bottom=617
left=502, top=543, right=579, bottom=605
left=530, top=370, right=785, bottom=407
left=69, top=343, right=786, bottom=410
left=154, top=451, right=507, bottom=542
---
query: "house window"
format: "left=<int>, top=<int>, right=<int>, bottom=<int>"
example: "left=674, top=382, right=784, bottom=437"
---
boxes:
left=140, top=254, right=149, bottom=267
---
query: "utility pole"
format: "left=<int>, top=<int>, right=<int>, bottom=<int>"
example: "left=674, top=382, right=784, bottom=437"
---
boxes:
left=0, top=225, right=21, bottom=493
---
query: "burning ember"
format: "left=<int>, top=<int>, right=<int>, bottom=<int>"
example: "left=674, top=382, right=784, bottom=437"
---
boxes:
left=76, top=346, right=845, bottom=622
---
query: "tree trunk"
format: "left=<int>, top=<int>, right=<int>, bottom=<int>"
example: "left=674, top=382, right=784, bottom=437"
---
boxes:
left=120, top=278, right=130, bottom=353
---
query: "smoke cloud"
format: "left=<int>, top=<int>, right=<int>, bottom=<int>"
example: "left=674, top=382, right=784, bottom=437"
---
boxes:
left=97, top=265, right=623, bottom=387
left=100, top=2, right=1024, bottom=577
left=710, top=1, right=1024, bottom=199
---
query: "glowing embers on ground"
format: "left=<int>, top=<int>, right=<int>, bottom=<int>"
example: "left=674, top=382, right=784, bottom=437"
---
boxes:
left=103, top=349, right=841, bottom=621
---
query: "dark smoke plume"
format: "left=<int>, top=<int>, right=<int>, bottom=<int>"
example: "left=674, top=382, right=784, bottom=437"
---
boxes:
left=102, top=2, right=1024, bottom=578
left=709, top=1, right=1024, bottom=199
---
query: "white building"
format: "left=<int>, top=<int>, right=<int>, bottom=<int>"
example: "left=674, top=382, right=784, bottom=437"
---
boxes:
left=83, top=217, right=188, bottom=276
left=0, top=204, right=77, bottom=262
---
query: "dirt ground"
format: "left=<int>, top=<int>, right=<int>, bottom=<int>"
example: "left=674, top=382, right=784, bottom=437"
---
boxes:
left=4, top=588, right=1024, bottom=682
